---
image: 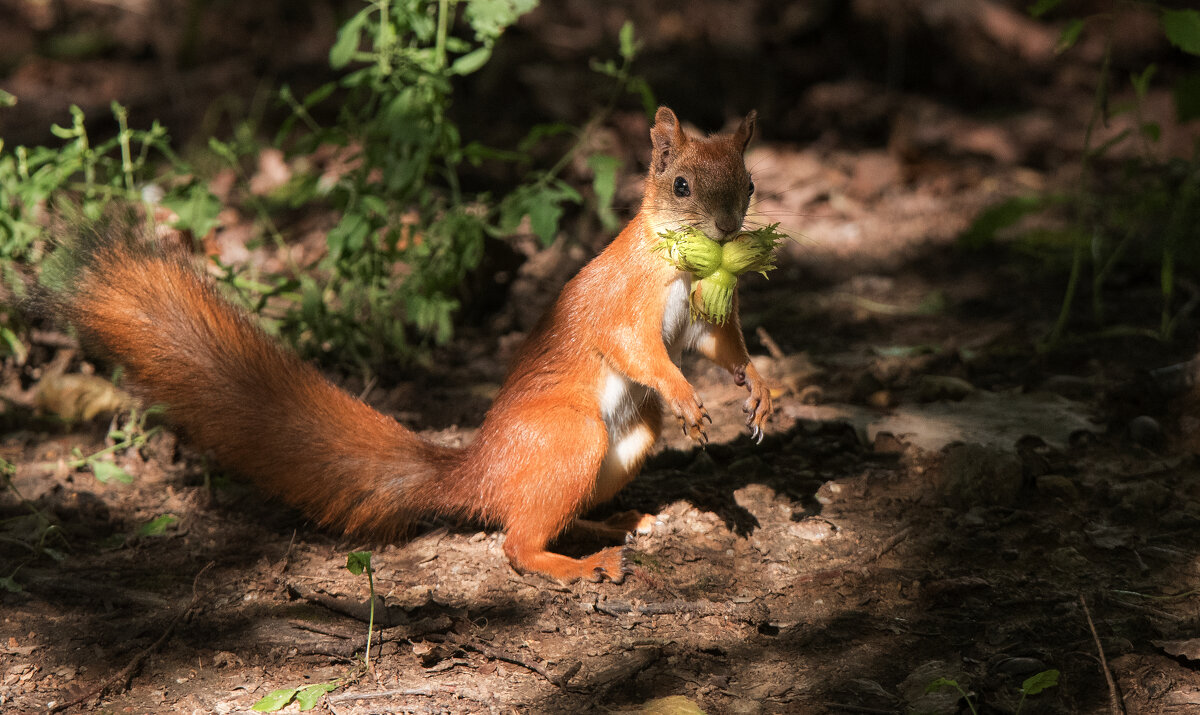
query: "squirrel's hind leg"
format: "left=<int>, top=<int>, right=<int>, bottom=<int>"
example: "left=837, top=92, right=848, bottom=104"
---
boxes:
left=495, top=406, right=631, bottom=583
left=567, top=396, right=664, bottom=544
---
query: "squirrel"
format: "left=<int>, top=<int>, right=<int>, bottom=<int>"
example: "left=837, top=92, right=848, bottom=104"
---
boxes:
left=52, top=106, right=773, bottom=583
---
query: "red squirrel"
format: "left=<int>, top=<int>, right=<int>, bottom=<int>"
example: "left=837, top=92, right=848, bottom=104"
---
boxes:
left=54, top=106, right=773, bottom=583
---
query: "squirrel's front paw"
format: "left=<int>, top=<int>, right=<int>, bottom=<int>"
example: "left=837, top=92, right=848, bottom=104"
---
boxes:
left=736, top=363, right=773, bottom=443
left=669, top=393, right=711, bottom=445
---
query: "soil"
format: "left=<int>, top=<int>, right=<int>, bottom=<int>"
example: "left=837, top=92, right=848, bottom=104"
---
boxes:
left=3, top=2, right=1200, bottom=714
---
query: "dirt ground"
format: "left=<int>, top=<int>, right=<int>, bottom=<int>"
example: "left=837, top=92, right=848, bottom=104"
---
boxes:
left=4, top=2, right=1200, bottom=714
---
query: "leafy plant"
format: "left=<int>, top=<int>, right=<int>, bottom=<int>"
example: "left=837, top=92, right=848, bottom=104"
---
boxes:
left=252, top=682, right=340, bottom=712
left=0, top=101, right=219, bottom=264
left=346, top=550, right=377, bottom=669
left=265, top=1, right=651, bottom=367
left=1016, top=669, right=1060, bottom=713
left=964, top=3, right=1200, bottom=347
left=925, top=669, right=1059, bottom=715
left=0, top=457, right=69, bottom=592
left=926, top=676, right=979, bottom=715
left=67, top=406, right=164, bottom=485
left=249, top=551, right=377, bottom=711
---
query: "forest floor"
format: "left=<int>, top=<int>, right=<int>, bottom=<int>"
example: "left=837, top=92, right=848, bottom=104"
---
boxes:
left=3, top=2, right=1200, bottom=714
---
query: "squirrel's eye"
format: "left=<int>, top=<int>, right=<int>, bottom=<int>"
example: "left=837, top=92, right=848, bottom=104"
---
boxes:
left=748, top=181, right=755, bottom=197
left=673, top=176, right=690, bottom=197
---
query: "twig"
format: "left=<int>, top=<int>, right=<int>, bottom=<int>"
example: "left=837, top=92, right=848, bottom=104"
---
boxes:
left=328, top=688, right=437, bottom=703
left=869, top=526, right=913, bottom=563
left=1080, top=595, right=1125, bottom=715
left=588, top=647, right=662, bottom=695
left=755, top=326, right=786, bottom=360
left=585, top=597, right=769, bottom=624
left=51, top=562, right=214, bottom=712
left=424, top=633, right=580, bottom=688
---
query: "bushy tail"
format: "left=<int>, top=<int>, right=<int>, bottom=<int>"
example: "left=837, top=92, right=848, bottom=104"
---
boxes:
left=50, top=223, right=464, bottom=538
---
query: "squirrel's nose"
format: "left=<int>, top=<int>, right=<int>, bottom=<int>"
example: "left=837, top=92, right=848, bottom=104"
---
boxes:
left=715, top=217, right=740, bottom=236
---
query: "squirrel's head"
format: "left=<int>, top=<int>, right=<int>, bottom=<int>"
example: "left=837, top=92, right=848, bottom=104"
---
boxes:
left=643, top=106, right=756, bottom=242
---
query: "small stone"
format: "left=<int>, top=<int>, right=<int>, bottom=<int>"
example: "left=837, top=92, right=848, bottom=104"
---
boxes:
left=873, top=431, right=905, bottom=454
left=867, top=390, right=894, bottom=409
left=915, top=375, right=975, bottom=402
left=1035, top=474, right=1079, bottom=501
left=1128, top=415, right=1163, bottom=449
left=1114, top=480, right=1172, bottom=515
left=789, top=518, right=834, bottom=541
left=1048, top=546, right=1089, bottom=571
left=937, top=443, right=1024, bottom=508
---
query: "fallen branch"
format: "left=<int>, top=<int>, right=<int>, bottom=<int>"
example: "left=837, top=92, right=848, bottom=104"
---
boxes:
left=51, top=562, right=214, bottom=713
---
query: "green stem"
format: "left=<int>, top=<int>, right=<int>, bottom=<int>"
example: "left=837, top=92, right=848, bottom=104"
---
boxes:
left=377, top=0, right=393, bottom=76
left=114, top=103, right=135, bottom=194
left=1046, top=41, right=1111, bottom=348
left=1092, top=229, right=1134, bottom=323
left=364, top=564, right=376, bottom=670
left=435, top=0, right=449, bottom=70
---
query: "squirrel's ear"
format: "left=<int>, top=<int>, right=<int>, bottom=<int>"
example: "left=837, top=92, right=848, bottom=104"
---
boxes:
left=650, top=106, right=687, bottom=175
left=734, top=110, right=757, bottom=153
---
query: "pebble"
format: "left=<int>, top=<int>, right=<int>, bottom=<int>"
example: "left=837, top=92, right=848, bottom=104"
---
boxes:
left=789, top=518, right=834, bottom=541
left=1035, top=474, right=1079, bottom=501
left=1128, top=415, right=1163, bottom=449
left=915, top=375, right=975, bottom=402
left=937, top=443, right=1024, bottom=508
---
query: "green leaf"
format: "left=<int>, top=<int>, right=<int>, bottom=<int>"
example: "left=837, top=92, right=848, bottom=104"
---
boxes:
left=450, top=46, right=491, bottom=76
left=1027, top=0, right=1062, bottom=18
left=1131, top=64, right=1157, bottom=100
left=0, top=325, right=29, bottom=364
left=529, top=193, right=565, bottom=245
left=1020, top=669, right=1060, bottom=696
left=1140, top=122, right=1161, bottom=142
left=0, top=575, right=23, bottom=593
left=619, top=20, right=638, bottom=61
left=0, top=89, right=15, bottom=107
left=161, top=182, right=221, bottom=237
left=326, top=212, right=369, bottom=259
left=587, top=153, right=621, bottom=231
left=136, top=514, right=178, bottom=537
left=346, top=550, right=372, bottom=575
left=91, top=460, right=134, bottom=485
left=1162, top=10, right=1200, bottom=56
left=302, top=82, right=336, bottom=108
left=959, top=195, right=1045, bottom=249
left=330, top=9, right=369, bottom=68
left=251, top=688, right=298, bottom=712
left=925, top=677, right=961, bottom=695
left=465, top=0, right=538, bottom=41
left=1056, top=18, right=1085, bottom=54
left=296, top=682, right=339, bottom=711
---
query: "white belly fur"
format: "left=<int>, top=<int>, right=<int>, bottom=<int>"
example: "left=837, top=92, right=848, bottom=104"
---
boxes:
left=596, top=272, right=708, bottom=447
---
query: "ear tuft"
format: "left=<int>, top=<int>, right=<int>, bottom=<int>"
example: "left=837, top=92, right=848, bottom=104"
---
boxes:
left=650, top=106, right=686, bottom=175
left=734, top=110, right=757, bottom=153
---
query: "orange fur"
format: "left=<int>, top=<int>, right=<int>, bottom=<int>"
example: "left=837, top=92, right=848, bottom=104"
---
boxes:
left=57, top=107, right=773, bottom=583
